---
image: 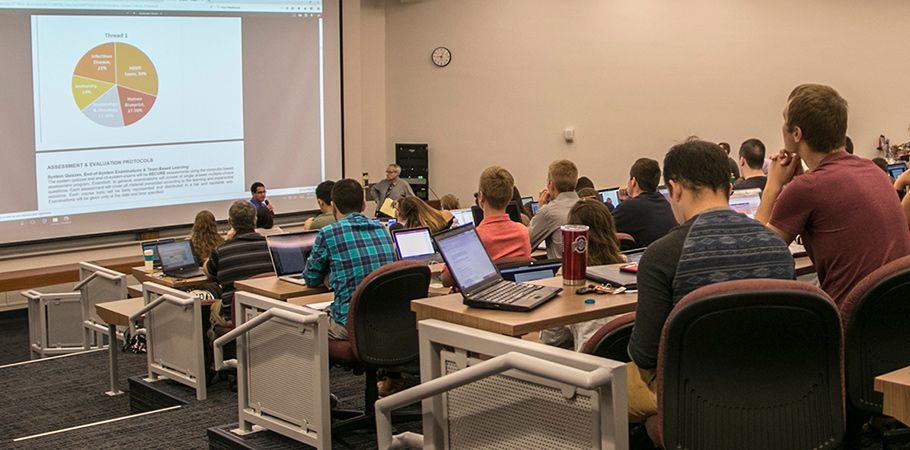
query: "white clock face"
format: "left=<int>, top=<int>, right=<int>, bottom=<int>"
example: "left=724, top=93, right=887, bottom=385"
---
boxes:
left=432, top=47, right=451, bottom=67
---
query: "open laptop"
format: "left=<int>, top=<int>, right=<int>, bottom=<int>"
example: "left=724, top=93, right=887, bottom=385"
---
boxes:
left=434, top=225, right=562, bottom=312
left=598, top=187, right=620, bottom=207
left=391, top=227, right=443, bottom=264
left=499, top=258, right=562, bottom=283
left=140, top=238, right=175, bottom=269
left=888, top=163, right=907, bottom=180
left=451, top=208, right=474, bottom=227
left=728, top=188, right=762, bottom=219
left=266, top=231, right=319, bottom=285
left=157, top=240, right=205, bottom=279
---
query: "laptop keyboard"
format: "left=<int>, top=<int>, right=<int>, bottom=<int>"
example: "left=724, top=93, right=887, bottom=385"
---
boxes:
left=475, top=282, right=543, bottom=304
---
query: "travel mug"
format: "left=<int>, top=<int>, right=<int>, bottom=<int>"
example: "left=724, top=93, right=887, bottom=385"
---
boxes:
left=561, top=224, right=589, bottom=285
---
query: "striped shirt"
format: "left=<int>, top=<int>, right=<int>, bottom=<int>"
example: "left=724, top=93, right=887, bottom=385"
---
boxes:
left=205, top=231, right=273, bottom=319
left=304, top=213, right=397, bottom=326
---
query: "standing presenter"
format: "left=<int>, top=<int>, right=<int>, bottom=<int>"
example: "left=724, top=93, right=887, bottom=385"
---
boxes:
left=369, top=164, right=413, bottom=218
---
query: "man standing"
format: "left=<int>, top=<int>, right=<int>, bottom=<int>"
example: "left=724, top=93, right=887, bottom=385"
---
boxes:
left=627, top=138, right=795, bottom=422
left=369, top=164, right=414, bottom=217
left=756, top=83, right=910, bottom=305
left=304, top=180, right=336, bottom=231
left=304, top=179, right=397, bottom=340
left=204, top=200, right=274, bottom=324
left=732, top=138, right=768, bottom=191
left=612, top=158, right=677, bottom=248
left=249, top=182, right=273, bottom=214
left=528, top=159, right=580, bottom=259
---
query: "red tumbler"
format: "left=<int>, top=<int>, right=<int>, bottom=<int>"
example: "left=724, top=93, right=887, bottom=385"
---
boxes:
left=561, top=224, right=589, bottom=285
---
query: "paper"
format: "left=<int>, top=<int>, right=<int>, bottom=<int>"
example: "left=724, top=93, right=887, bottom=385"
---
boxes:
left=379, top=198, right=396, bottom=217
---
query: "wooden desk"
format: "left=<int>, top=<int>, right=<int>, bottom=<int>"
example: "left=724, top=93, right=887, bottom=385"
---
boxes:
left=411, top=276, right=637, bottom=337
left=234, top=277, right=329, bottom=300
left=95, top=297, right=145, bottom=396
left=875, top=365, right=910, bottom=426
left=131, top=266, right=209, bottom=290
left=286, top=285, right=451, bottom=308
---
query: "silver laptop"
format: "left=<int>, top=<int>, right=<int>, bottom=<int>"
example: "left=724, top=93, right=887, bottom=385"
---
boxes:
left=391, top=227, right=443, bottom=264
left=266, top=231, right=319, bottom=285
left=434, top=225, right=562, bottom=312
left=157, top=240, right=205, bottom=279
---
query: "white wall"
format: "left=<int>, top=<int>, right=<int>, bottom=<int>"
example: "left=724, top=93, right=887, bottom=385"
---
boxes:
left=360, top=0, right=910, bottom=206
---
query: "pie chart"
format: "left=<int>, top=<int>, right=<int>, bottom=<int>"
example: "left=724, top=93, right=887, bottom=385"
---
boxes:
left=72, top=42, right=158, bottom=127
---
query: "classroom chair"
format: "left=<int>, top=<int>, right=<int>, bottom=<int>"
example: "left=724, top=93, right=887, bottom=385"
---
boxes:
left=581, top=312, right=635, bottom=363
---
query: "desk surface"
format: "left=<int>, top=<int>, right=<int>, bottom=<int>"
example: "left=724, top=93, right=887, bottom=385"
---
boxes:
left=234, top=277, right=329, bottom=300
left=95, top=297, right=144, bottom=327
left=411, top=276, right=637, bottom=337
left=874, top=365, right=910, bottom=426
left=131, top=267, right=209, bottom=289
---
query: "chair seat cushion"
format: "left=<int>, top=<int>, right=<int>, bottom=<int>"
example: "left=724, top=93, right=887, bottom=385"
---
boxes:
left=328, top=339, right=357, bottom=363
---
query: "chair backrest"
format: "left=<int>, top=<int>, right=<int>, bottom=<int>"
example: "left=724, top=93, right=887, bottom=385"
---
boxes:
left=347, top=260, right=430, bottom=367
left=656, top=279, right=844, bottom=450
left=616, top=232, right=637, bottom=251
left=839, top=254, right=910, bottom=414
left=581, top=312, right=635, bottom=362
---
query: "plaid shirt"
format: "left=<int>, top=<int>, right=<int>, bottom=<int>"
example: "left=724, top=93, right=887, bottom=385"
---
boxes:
left=304, top=212, right=397, bottom=325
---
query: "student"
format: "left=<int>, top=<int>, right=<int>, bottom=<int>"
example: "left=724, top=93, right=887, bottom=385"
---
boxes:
left=755, top=84, right=910, bottom=305
left=188, top=210, right=224, bottom=264
left=612, top=158, right=677, bottom=248
left=439, top=193, right=461, bottom=210
left=627, top=138, right=795, bottom=423
left=395, top=196, right=454, bottom=233
left=732, top=138, right=768, bottom=192
left=528, top=159, right=580, bottom=259
left=304, top=180, right=337, bottom=231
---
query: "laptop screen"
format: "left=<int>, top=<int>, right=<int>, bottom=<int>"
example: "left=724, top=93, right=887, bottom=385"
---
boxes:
left=392, top=227, right=436, bottom=260
left=451, top=208, right=474, bottom=226
left=499, top=259, right=562, bottom=283
left=530, top=202, right=539, bottom=215
left=141, top=238, right=175, bottom=268
left=888, top=163, right=907, bottom=180
left=435, top=226, right=498, bottom=291
left=728, top=188, right=762, bottom=219
left=266, top=232, right=318, bottom=276
left=598, top=187, right=620, bottom=207
left=157, top=240, right=196, bottom=271
left=521, top=196, right=533, bottom=206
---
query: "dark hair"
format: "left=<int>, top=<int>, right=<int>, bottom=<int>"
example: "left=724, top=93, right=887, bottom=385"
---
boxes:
left=663, top=138, right=731, bottom=199
left=786, top=84, right=848, bottom=153
left=738, top=138, right=766, bottom=170
left=256, top=206, right=274, bottom=229
left=315, top=180, right=335, bottom=205
left=872, top=157, right=889, bottom=174
left=629, top=158, right=661, bottom=192
left=331, top=179, right=364, bottom=215
left=229, top=200, right=256, bottom=232
left=718, top=142, right=731, bottom=155
left=575, top=176, right=595, bottom=192
left=250, top=181, right=265, bottom=195
left=845, top=136, right=854, bottom=154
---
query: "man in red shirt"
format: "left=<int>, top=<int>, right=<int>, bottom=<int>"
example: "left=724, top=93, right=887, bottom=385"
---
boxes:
left=756, top=84, right=910, bottom=304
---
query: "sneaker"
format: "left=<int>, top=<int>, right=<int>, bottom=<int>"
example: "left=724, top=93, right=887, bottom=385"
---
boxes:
left=377, top=377, right=407, bottom=397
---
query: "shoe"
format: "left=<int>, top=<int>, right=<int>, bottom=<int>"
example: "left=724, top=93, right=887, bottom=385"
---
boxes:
left=377, top=377, right=407, bottom=397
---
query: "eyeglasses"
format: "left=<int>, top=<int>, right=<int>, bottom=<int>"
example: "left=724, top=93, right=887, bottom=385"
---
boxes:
left=386, top=170, right=396, bottom=174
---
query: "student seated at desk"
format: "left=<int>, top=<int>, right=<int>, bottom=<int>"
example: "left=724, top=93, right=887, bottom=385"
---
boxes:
left=204, top=200, right=273, bottom=328
left=627, top=138, right=795, bottom=423
left=189, top=210, right=224, bottom=265
left=540, top=198, right=628, bottom=351
left=528, top=159, right=579, bottom=259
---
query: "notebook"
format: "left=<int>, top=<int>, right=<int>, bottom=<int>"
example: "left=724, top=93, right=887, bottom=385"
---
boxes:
left=140, top=238, right=175, bottom=269
left=434, top=225, right=562, bottom=312
left=157, top=240, right=205, bottom=279
left=498, top=258, right=562, bottom=283
left=391, top=227, right=443, bottom=264
left=728, top=188, right=762, bottom=219
left=266, top=231, right=319, bottom=285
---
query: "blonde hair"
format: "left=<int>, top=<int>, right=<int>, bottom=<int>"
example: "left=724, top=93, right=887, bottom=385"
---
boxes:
left=548, top=159, right=578, bottom=193
left=567, top=199, right=624, bottom=266
left=189, top=210, right=224, bottom=260
left=397, top=196, right=449, bottom=233
left=440, top=193, right=461, bottom=210
left=478, top=166, right=515, bottom=209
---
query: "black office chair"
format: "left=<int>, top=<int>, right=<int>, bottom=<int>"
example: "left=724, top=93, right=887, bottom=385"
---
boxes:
left=840, top=255, right=910, bottom=449
left=645, top=279, right=844, bottom=450
left=581, top=312, right=635, bottom=363
left=616, top=232, right=637, bottom=251
left=328, top=260, right=430, bottom=433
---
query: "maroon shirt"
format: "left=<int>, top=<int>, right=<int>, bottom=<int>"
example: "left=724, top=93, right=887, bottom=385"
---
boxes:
left=770, top=152, right=910, bottom=304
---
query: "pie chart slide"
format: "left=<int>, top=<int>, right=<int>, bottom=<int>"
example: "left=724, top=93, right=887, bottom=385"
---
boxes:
left=72, top=42, right=158, bottom=127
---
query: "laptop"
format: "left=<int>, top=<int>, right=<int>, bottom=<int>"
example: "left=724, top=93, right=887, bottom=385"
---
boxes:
left=888, top=163, right=907, bottom=180
left=451, top=208, right=474, bottom=227
left=728, top=188, right=762, bottom=219
left=585, top=248, right=645, bottom=289
left=266, top=231, right=319, bottom=285
left=521, top=196, right=533, bottom=206
left=140, top=238, right=175, bottom=269
left=157, top=240, right=205, bottom=279
left=434, top=225, right=562, bottom=312
left=598, top=187, right=620, bottom=207
left=530, top=201, right=539, bottom=216
left=391, top=227, right=443, bottom=264
left=499, top=258, right=562, bottom=283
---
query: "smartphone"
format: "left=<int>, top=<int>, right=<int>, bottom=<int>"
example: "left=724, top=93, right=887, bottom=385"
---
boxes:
left=620, top=263, right=638, bottom=273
